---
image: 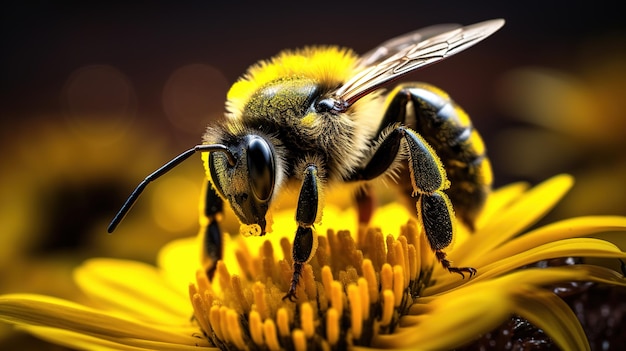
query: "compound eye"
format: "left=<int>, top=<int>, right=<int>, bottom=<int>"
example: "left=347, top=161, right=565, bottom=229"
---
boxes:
left=247, top=137, right=275, bottom=201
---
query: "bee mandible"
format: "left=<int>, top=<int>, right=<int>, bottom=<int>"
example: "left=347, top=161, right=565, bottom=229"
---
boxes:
left=109, top=19, right=504, bottom=301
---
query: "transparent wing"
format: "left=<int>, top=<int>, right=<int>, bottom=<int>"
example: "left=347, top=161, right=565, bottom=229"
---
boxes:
left=357, top=23, right=461, bottom=68
left=333, top=19, right=505, bottom=107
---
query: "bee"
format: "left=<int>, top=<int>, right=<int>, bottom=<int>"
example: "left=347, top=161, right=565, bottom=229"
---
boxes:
left=109, top=19, right=504, bottom=301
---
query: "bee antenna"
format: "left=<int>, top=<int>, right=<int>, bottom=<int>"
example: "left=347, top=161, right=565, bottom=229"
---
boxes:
left=107, top=144, right=234, bottom=233
left=201, top=144, right=236, bottom=166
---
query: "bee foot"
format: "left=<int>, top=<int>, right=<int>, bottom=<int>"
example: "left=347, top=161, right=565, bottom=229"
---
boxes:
left=282, top=290, right=298, bottom=302
left=282, top=262, right=303, bottom=302
left=435, top=250, right=476, bottom=279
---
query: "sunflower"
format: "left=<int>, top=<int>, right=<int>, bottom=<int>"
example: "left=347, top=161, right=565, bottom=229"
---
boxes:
left=1, top=174, right=625, bottom=350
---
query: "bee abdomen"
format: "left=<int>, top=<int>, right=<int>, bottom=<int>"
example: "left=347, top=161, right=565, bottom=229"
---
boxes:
left=384, top=83, right=492, bottom=229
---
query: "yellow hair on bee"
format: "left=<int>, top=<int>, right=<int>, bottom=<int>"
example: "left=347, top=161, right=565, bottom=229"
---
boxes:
left=226, top=47, right=359, bottom=117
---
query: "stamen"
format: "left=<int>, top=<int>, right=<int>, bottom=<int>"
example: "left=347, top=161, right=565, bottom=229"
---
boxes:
left=300, top=302, right=315, bottom=338
left=216, top=261, right=232, bottom=294
left=361, top=259, right=379, bottom=304
left=226, top=309, right=246, bottom=349
left=249, top=310, right=264, bottom=345
left=408, top=244, right=418, bottom=282
left=401, top=220, right=419, bottom=247
left=278, top=259, right=294, bottom=293
left=253, top=282, right=268, bottom=320
left=381, top=263, right=393, bottom=292
left=292, top=329, right=307, bottom=351
left=262, top=241, right=276, bottom=280
left=209, top=305, right=223, bottom=341
left=393, top=265, right=405, bottom=307
left=330, top=281, right=344, bottom=318
left=263, top=318, right=281, bottom=351
left=348, top=284, right=363, bottom=339
left=315, top=235, right=330, bottom=268
left=195, top=269, right=211, bottom=292
left=386, top=235, right=397, bottom=267
left=337, top=266, right=354, bottom=285
left=203, top=290, right=215, bottom=312
left=276, top=307, right=291, bottom=337
left=219, top=306, right=230, bottom=344
left=321, top=266, right=333, bottom=301
left=364, top=228, right=386, bottom=270
left=280, top=237, right=293, bottom=266
left=326, top=307, right=339, bottom=345
left=189, top=219, right=437, bottom=349
left=236, top=249, right=254, bottom=280
left=338, top=230, right=363, bottom=272
left=189, top=285, right=211, bottom=335
left=380, top=290, right=395, bottom=326
left=357, top=277, right=370, bottom=320
left=397, top=235, right=410, bottom=284
left=231, top=275, right=249, bottom=312
left=302, top=264, right=317, bottom=300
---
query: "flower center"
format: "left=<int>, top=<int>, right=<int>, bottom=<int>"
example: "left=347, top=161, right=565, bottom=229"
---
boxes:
left=189, top=220, right=435, bottom=350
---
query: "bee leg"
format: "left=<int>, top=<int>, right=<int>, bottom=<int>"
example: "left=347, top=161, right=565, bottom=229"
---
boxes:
left=355, top=184, right=375, bottom=225
left=402, top=127, right=476, bottom=277
left=381, top=83, right=491, bottom=230
left=200, top=180, right=224, bottom=280
left=436, top=250, right=476, bottom=278
left=351, top=126, right=476, bottom=277
left=283, top=164, right=320, bottom=302
left=420, top=191, right=476, bottom=278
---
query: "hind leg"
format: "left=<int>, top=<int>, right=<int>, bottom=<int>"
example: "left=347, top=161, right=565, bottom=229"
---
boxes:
left=349, top=125, right=475, bottom=277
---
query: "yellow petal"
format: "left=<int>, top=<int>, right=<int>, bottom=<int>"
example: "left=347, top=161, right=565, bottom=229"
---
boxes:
left=414, top=264, right=625, bottom=350
left=74, top=259, right=192, bottom=322
left=0, top=294, right=203, bottom=346
left=512, top=286, right=589, bottom=351
left=456, top=174, right=574, bottom=262
left=475, top=180, right=529, bottom=229
left=476, top=238, right=626, bottom=281
left=483, top=265, right=626, bottom=295
left=22, top=325, right=215, bottom=351
left=432, top=238, right=626, bottom=292
left=373, top=287, right=511, bottom=350
left=157, top=236, right=202, bottom=295
left=474, top=216, right=626, bottom=267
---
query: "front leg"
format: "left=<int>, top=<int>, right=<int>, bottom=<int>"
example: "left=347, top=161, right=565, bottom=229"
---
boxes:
left=199, top=180, right=225, bottom=280
left=283, top=164, right=321, bottom=302
left=351, top=126, right=475, bottom=278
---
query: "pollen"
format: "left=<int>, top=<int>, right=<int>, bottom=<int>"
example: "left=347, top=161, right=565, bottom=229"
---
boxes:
left=188, top=219, right=436, bottom=350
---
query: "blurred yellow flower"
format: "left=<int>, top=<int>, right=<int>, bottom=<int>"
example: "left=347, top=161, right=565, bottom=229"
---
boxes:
left=1, top=174, right=626, bottom=350
left=493, top=37, right=626, bottom=221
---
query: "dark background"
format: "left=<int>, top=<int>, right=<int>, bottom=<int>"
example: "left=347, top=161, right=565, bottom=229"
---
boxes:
left=3, top=1, right=624, bottom=139
left=1, top=1, right=625, bottom=349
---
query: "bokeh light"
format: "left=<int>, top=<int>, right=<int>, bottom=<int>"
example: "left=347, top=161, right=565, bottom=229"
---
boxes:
left=62, top=64, right=136, bottom=142
left=494, top=32, right=626, bottom=220
left=162, top=63, right=229, bottom=136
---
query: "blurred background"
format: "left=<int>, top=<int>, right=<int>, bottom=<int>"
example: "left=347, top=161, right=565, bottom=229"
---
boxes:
left=1, top=1, right=625, bottom=349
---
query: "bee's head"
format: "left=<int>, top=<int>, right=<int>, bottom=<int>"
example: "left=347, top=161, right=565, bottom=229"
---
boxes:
left=206, top=134, right=276, bottom=236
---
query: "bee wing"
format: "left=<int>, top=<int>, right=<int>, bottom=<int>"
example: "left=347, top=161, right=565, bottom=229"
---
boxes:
left=356, top=23, right=462, bottom=68
left=333, top=19, right=505, bottom=107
